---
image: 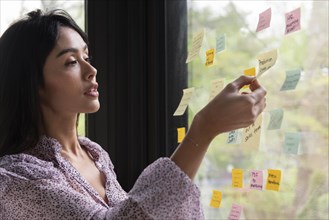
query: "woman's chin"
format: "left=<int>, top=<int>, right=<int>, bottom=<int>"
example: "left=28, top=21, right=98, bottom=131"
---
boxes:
left=83, top=102, right=100, bottom=113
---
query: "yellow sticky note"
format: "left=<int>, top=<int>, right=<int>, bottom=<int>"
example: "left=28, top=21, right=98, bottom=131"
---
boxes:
left=241, top=114, right=262, bottom=150
left=186, top=29, right=205, bottom=63
left=173, top=87, right=195, bottom=116
left=177, top=127, right=185, bottom=143
left=243, top=67, right=256, bottom=89
left=209, top=190, right=222, bottom=208
left=209, top=78, right=225, bottom=102
left=256, top=49, right=277, bottom=78
left=266, top=169, right=281, bottom=191
left=205, top=48, right=215, bottom=67
left=232, top=169, right=244, bottom=188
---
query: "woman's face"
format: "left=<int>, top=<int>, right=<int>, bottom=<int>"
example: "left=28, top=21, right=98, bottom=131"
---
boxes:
left=39, top=27, right=99, bottom=117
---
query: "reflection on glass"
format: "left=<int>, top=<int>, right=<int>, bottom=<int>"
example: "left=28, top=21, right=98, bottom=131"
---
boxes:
left=187, top=1, right=328, bottom=219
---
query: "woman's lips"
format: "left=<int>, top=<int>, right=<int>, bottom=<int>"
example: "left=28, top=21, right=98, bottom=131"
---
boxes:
left=84, top=89, right=99, bottom=97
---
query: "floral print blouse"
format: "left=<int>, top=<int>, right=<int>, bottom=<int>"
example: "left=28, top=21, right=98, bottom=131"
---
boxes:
left=0, top=136, right=203, bottom=219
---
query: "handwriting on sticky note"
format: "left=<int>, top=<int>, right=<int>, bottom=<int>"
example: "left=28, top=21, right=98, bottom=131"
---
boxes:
left=205, top=48, right=215, bottom=67
left=209, top=79, right=225, bottom=102
left=266, top=169, right=281, bottom=191
left=280, top=69, right=301, bottom=91
left=209, top=190, right=222, bottom=208
left=216, top=34, right=226, bottom=53
left=256, top=49, right=277, bottom=78
left=177, top=127, right=185, bottom=143
left=250, top=170, right=263, bottom=190
left=283, top=132, right=300, bottom=154
left=256, top=8, right=271, bottom=32
left=232, top=169, right=243, bottom=188
left=186, top=29, right=205, bottom=63
left=267, top=109, right=284, bottom=130
left=227, top=203, right=243, bottom=220
left=242, top=114, right=262, bottom=150
left=243, top=67, right=256, bottom=89
left=227, top=130, right=240, bottom=144
left=173, top=88, right=195, bottom=116
left=285, top=8, right=301, bottom=35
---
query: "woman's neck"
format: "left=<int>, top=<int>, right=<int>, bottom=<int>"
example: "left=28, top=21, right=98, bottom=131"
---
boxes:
left=40, top=110, right=81, bottom=156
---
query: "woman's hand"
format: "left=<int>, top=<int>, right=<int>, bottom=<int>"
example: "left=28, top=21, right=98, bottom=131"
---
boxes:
left=188, top=75, right=267, bottom=146
left=171, top=75, right=266, bottom=180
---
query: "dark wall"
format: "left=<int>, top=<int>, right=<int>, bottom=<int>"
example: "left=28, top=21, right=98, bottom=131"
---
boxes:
left=86, top=0, right=188, bottom=191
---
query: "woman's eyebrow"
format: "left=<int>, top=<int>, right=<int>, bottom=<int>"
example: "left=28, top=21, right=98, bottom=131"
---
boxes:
left=56, top=45, right=88, bottom=58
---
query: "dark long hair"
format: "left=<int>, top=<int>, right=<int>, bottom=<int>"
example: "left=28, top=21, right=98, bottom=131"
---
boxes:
left=0, top=9, right=88, bottom=157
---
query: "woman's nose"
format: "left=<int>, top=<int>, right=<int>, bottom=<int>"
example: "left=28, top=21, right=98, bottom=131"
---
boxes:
left=85, top=62, right=97, bottom=81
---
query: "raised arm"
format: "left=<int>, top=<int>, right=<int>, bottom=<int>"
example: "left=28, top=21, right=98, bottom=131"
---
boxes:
left=170, top=75, right=267, bottom=180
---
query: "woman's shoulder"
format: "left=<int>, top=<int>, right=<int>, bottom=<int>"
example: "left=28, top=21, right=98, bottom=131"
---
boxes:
left=0, top=153, right=59, bottom=181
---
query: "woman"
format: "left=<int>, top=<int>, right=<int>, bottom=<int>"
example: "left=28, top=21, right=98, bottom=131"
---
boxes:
left=0, top=9, right=266, bottom=219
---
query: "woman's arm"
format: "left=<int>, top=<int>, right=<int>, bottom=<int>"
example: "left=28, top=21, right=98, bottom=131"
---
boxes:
left=170, top=75, right=267, bottom=180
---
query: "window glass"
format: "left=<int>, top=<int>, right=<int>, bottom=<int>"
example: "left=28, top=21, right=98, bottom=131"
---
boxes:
left=187, top=1, right=328, bottom=219
left=0, top=0, right=86, bottom=136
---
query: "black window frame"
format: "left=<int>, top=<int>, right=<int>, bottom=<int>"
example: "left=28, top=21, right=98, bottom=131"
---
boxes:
left=86, top=0, right=188, bottom=191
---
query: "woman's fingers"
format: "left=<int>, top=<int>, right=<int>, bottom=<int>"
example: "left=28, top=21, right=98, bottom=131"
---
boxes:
left=228, top=75, right=256, bottom=92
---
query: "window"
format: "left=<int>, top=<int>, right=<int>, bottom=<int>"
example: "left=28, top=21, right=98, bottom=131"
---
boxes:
left=0, top=0, right=86, bottom=136
left=187, top=1, right=328, bottom=219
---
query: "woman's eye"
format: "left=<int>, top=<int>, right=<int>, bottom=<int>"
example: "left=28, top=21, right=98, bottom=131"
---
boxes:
left=85, top=56, right=93, bottom=63
left=65, top=60, right=77, bottom=66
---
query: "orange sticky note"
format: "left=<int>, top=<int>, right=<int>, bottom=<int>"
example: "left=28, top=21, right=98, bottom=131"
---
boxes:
left=177, top=127, right=185, bottom=143
left=209, top=190, right=222, bottom=208
left=266, top=169, right=281, bottom=191
left=232, top=169, right=244, bottom=188
left=243, top=67, right=256, bottom=89
left=205, top=48, right=215, bottom=67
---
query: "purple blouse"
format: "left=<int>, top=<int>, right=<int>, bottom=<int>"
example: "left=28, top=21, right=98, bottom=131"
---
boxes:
left=0, top=136, right=203, bottom=219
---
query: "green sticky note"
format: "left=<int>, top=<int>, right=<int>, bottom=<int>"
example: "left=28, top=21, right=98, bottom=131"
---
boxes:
left=267, top=109, right=284, bottom=130
left=216, top=33, right=226, bottom=53
left=280, top=69, right=301, bottom=91
left=283, top=132, right=300, bottom=154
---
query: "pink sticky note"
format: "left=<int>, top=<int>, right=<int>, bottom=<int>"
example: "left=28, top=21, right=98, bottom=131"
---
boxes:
left=285, top=8, right=301, bottom=35
left=256, top=8, right=271, bottom=32
left=250, top=170, right=263, bottom=190
left=227, top=203, right=243, bottom=220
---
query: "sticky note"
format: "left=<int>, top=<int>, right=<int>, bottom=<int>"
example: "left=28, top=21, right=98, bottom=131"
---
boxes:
left=285, top=8, right=301, bottom=35
left=205, top=48, right=215, bottom=67
left=186, top=29, right=205, bottom=63
left=250, top=170, right=263, bottom=190
left=256, top=8, right=272, bottom=32
left=280, top=69, right=301, bottom=91
left=216, top=33, right=226, bottom=53
left=227, top=203, right=243, bottom=220
left=283, top=132, right=300, bottom=154
left=209, top=79, right=225, bottom=102
left=177, top=127, right=185, bottom=143
left=266, top=169, right=281, bottom=191
left=267, top=109, right=284, bottom=130
left=173, top=87, right=195, bottom=116
left=241, top=114, right=262, bottom=150
left=256, top=49, right=278, bottom=78
left=232, top=169, right=243, bottom=188
left=227, top=130, right=240, bottom=144
left=243, top=67, right=256, bottom=89
left=209, top=190, right=222, bottom=208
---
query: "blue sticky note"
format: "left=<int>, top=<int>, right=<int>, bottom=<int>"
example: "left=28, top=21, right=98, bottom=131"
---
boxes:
left=267, top=109, right=284, bottom=130
left=216, top=34, right=226, bottom=53
left=227, top=130, right=240, bottom=144
left=283, top=132, right=300, bottom=154
left=280, top=69, right=301, bottom=91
